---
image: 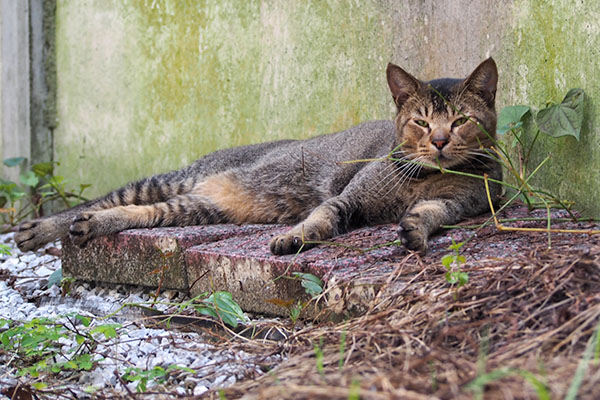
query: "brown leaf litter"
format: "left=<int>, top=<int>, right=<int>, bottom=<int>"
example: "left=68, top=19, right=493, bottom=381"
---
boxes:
left=203, top=205, right=600, bottom=399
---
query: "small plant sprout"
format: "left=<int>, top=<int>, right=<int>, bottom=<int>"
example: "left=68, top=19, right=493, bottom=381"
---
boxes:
left=194, top=291, right=248, bottom=329
left=441, top=240, right=468, bottom=292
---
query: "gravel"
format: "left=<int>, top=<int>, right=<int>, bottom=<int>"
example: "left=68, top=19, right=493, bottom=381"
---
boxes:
left=0, top=233, right=282, bottom=398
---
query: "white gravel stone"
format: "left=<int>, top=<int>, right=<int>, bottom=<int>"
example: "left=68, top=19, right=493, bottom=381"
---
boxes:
left=0, top=233, right=281, bottom=397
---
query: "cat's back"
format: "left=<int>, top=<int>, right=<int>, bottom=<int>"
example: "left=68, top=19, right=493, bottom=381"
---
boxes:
left=279, top=120, right=396, bottom=161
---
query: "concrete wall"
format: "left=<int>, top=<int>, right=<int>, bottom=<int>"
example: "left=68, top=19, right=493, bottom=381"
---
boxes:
left=32, top=0, right=600, bottom=216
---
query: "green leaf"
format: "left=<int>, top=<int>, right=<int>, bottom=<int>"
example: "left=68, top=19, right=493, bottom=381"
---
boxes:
left=76, top=354, right=93, bottom=370
left=31, top=161, right=55, bottom=177
left=448, top=240, right=465, bottom=252
left=497, top=105, right=531, bottom=134
left=33, top=382, right=48, bottom=390
left=201, top=291, right=247, bottom=328
left=3, top=157, right=26, bottom=167
left=90, top=323, right=121, bottom=339
left=535, top=88, right=584, bottom=140
left=446, top=271, right=458, bottom=284
left=47, top=268, right=63, bottom=288
left=75, top=314, right=91, bottom=327
left=292, top=272, right=324, bottom=297
left=457, top=272, right=469, bottom=286
left=20, top=171, right=39, bottom=187
left=441, top=254, right=454, bottom=269
left=0, top=244, right=11, bottom=256
left=76, top=334, right=86, bottom=345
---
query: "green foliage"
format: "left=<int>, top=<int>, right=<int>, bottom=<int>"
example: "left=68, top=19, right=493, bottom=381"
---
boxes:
left=122, top=364, right=194, bottom=393
left=0, top=243, right=11, bottom=256
left=292, top=272, right=324, bottom=298
left=338, top=329, right=347, bottom=371
left=0, top=315, right=122, bottom=382
left=47, top=268, right=63, bottom=288
left=536, top=88, right=584, bottom=140
left=498, top=88, right=584, bottom=143
left=466, top=367, right=550, bottom=400
left=0, top=157, right=91, bottom=228
left=289, top=301, right=302, bottom=324
left=497, top=105, right=531, bottom=135
left=313, top=337, right=325, bottom=377
left=194, top=291, right=247, bottom=329
left=90, top=323, right=121, bottom=339
left=442, top=240, right=468, bottom=289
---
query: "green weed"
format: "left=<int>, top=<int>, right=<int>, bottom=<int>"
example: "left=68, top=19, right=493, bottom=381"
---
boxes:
left=0, top=315, right=121, bottom=381
left=122, top=364, right=194, bottom=393
left=0, top=157, right=91, bottom=228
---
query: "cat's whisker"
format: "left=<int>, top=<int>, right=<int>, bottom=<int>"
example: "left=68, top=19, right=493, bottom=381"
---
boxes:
left=362, top=158, right=406, bottom=196
left=382, top=156, right=425, bottom=198
left=369, top=154, right=419, bottom=196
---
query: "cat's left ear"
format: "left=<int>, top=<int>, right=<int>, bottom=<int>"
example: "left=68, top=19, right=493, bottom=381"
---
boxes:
left=463, top=58, right=498, bottom=107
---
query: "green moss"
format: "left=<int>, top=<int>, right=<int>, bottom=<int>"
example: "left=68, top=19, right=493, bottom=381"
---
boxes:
left=55, top=0, right=390, bottom=198
left=504, top=0, right=600, bottom=216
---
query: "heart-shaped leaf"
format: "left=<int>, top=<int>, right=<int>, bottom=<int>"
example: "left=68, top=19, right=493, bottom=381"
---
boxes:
left=3, top=157, right=26, bottom=167
left=535, top=88, right=584, bottom=140
left=497, top=105, right=531, bottom=134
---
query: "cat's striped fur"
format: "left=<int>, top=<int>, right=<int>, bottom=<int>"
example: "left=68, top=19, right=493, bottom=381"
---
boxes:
left=15, top=58, right=502, bottom=255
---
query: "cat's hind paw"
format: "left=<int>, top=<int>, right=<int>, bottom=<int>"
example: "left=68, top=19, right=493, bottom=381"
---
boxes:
left=15, top=219, right=56, bottom=252
left=69, top=212, right=98, bottom=247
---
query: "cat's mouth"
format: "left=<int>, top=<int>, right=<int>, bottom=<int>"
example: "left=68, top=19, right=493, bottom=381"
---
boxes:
left=422, top=153, right=461, bottom=169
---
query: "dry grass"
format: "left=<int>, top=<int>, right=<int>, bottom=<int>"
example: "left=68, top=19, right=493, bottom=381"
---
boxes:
left=206, top=222, right=600, bottom=399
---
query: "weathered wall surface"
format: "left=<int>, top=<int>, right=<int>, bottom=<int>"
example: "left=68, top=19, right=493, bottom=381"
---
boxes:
left=500, top=0, right=600, bottom=215
left=53, top=0, right=600, bottom=215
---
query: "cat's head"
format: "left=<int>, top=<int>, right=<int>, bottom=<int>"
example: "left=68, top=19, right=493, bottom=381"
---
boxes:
left=387, top=58, right=498, bottom=169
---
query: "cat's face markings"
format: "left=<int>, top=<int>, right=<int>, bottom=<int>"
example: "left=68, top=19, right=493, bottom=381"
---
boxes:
left=389, top=58, right=498, bottom=169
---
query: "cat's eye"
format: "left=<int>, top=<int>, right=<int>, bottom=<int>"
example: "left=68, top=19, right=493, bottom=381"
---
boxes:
left=452, top=117, right=469, bottom=127
left=414, top=120, right=429, bottom=128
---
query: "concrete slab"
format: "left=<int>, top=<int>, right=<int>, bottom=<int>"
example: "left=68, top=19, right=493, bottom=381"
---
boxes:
left=62, top=205, right=600, bottom=318
left=62, top=224, right=277, bottom=289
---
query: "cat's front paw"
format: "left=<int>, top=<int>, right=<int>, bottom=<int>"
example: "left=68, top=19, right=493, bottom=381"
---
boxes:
left=15, top=219, right=52, bottom=251
left=69, top=212, right=98, bottom=247
left=270, top=233, right=304, bottom=255
left=269, top=230, right=316, bottom=255
left=398, top=215, right=429, bottom=254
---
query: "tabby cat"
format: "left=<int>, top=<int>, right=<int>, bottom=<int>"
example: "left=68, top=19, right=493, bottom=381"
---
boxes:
left=15, top=58, right=501, bottom=255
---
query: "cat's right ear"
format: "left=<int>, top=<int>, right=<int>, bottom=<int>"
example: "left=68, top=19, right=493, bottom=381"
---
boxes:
left=387, top=63, right=421, bottom=109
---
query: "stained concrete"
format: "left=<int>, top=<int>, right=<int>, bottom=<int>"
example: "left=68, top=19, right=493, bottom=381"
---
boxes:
left=61, top=205, right=599, bottom=318
left=62, top=224, right=278, bottom=290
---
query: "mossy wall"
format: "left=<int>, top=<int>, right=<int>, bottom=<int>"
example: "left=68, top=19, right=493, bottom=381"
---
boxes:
left=54, top=0, right=600, bottom=216
left=500, top=0, right=600, bottom=215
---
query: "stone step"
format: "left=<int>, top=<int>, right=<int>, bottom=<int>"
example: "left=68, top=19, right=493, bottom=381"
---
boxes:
left=61, top=205, right=595, bottom=317
left=62, top=224, right=278, bottom=290
left=62, top=222, right=471, bottom=317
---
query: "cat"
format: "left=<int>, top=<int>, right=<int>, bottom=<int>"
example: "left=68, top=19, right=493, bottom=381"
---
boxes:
left=15, top=58, right=502, bottom=255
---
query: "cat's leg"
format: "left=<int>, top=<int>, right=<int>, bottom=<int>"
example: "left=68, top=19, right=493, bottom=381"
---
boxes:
left=15, top=173, right=198, bottom=251
left=398, top=199, right=458, bottom=253
left=270, top=197, right=352, bottom=255
left=399, top=178, right=502, bottom=253
left=15, top=202, right=105, bottom=251
left=68, top=194, right=225, bottom=247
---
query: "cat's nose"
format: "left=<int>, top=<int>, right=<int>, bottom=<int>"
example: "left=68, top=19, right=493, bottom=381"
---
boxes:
left=431, top=130, right=449, bottom=149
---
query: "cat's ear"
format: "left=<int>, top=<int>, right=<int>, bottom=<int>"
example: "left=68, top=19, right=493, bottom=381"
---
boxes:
left=387, top=63, right=421, bottom=109
left=463, top=58, right=498, bottom=107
